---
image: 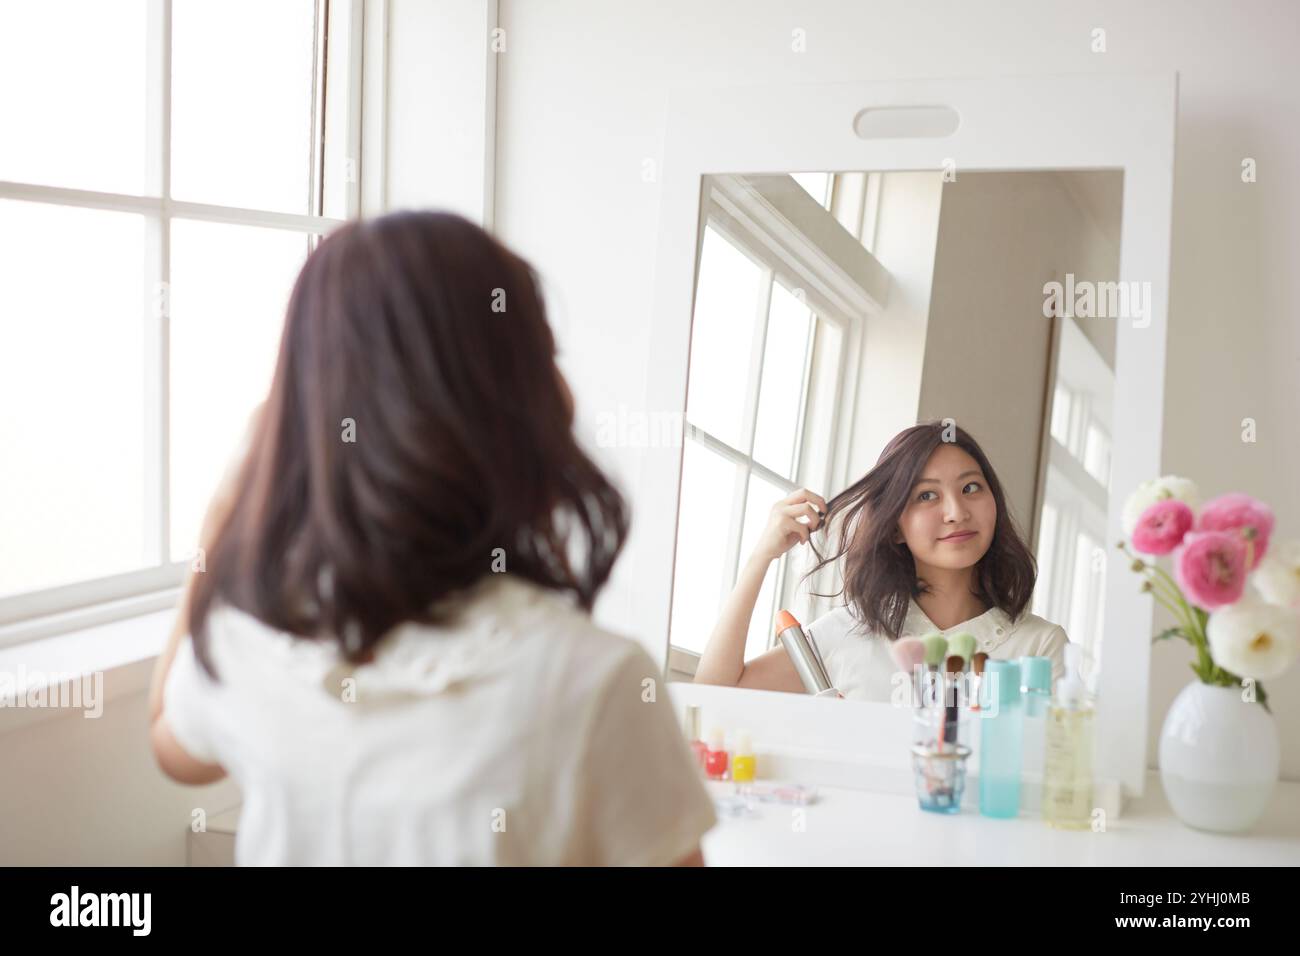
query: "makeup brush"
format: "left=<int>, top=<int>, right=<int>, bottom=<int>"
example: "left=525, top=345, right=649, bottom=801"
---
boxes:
left=943, top=655, right=964, bottom=744
left=946, top=632, right=977, bottom=668
left=944, top=633, right=977, bottom=725
left=889, top=637, right=928, bottom=708
left=971, top=652, right=989, bottom=712
left=920, top=633, right=948, bottom=711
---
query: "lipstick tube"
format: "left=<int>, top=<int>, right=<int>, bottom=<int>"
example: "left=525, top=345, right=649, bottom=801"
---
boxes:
left=775, top=610, right=842, bottom=698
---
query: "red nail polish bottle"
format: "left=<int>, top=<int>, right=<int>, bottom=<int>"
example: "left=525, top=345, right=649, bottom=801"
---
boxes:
left=704, top=728, right=730, bottom=781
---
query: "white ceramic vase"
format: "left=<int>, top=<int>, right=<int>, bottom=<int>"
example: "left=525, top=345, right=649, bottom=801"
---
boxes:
left=1158, top=680, right=1279, bottom=833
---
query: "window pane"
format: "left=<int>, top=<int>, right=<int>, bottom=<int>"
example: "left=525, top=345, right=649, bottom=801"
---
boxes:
left=1032, top=500, right=1059, bottom=619
left=1084, top=421, right=1110, bottom=488
left=738, top=472, right=787, bottom=660
left=1068, top=532, right=1098, bottom=654
left=792, top=173, right=830, bottom=209
left=169, top=219, right=308, bottom=559
left=685, top=226, right=763, bottom=449
left=669, top=439, right=740, bottom=655
left=797, top=318, right=843, bottom=495
left=1049, top=382, right=1072, bottom=447
left=0, top=1, right=147, bottom=194
left=752, top=283, right=811, bottom=478
left=171, top=0, right=316, bottom=213
left=0, top=201, right=148, bottom=597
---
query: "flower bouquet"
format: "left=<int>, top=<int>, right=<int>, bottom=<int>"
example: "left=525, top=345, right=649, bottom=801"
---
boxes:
left=1119, top=476, right=1299, bottom=831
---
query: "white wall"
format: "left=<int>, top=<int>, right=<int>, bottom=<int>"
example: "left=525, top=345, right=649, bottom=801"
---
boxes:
left=494, top=0, right=1300, bottom=778
left=0, top=656, right=240, bottom=865
left=919, top=171, right=1120, bottom=533
left=847, top=172, right=942, bottom=478
left=381, top=0, right=496, bottom=222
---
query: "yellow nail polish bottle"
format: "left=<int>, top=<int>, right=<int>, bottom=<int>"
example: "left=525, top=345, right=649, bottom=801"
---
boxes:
left=731, top=731, right=756, bottom=783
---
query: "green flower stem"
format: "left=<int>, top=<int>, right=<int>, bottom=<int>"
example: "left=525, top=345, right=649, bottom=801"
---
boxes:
left=1119, top=542, right=1223, bottom=687
left=1137, top=563, right=1200, bottom=639
left=1119, top=537, right=1270, bottom=709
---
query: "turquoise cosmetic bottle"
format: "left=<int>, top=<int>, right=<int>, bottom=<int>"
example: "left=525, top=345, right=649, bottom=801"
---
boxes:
left=1018, top=656, right=1054, bottom=788
left=979, top=659, right=1024, bottom=818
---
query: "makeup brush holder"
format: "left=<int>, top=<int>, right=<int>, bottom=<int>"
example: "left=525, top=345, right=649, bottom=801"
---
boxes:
left=910, top=687, right=973, bottom=814
left=911, top=742, right=973, bottom=814
left=911, top=676, right=972, bottom=750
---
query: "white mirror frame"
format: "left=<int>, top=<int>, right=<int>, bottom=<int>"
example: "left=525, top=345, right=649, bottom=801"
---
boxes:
left=634, top=73, right=1179, bottom=801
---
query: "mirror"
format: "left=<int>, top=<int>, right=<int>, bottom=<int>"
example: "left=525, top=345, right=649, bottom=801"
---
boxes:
left=666, top=168, right=1124, bottom=705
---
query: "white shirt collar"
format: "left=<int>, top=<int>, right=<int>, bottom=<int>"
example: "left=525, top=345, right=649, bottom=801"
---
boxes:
left=902, top=597, right=1016, bottom=652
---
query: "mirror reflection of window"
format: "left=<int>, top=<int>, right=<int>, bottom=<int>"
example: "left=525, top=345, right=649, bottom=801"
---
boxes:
left=683, top=226, right=764, bottom=448
left=672, top=212, right=847, bottom=661
left=791, top=171, right=831, bottom=209
left=1035, top=317, right=1116, bottom=690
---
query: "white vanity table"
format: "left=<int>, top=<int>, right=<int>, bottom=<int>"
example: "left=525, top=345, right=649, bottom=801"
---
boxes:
left=184, top=673, right=1300, bottom=867
left=667, top=679, right=1300, bottom=866
left=187, top=773, right=1300, bottom=866
left=699, top=774, right=1300, bottom=866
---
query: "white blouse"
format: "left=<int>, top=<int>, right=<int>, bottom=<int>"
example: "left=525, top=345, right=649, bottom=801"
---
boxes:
left=163, top=573, right=717, bottom=865
left=804, top=597, right=1069, bottom=703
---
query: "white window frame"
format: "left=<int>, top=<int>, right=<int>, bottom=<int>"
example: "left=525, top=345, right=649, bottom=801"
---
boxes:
left=1034, top=316, right=1115, bottom=690
left=0, top=0, right=375, bottom=646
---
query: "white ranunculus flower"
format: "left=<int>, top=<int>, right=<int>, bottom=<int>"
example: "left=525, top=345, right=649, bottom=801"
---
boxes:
left=1252, top=539, right=1300, bottom=610
left=1207, top=599, right=1300, bottom=681
left=1121, top=475, right=1201, bottom=537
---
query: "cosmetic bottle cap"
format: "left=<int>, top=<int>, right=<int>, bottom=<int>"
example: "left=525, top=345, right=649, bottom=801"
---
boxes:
left=982, top=659, right=1021, bottom=707
left=735, top=732, right=753, bottom=755
left=707, top=728, right=725, bottom=749
left=684, top=705, right=702, bottom=740
left=1019, top=656, right=1052, bottom=695
left=1055, top=643, right=1087, bottom=708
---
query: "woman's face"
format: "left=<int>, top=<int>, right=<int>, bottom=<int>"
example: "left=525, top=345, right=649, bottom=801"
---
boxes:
left=896, top=444, right=997, bottom=574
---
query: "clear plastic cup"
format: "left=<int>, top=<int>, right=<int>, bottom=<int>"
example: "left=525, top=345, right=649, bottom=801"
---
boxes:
left=910, top=742, right=973, bottom=814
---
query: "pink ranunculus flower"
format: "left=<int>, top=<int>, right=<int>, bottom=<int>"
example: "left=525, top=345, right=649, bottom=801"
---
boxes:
left=1197, top=492, right=1274, bottom=570
left=1132, top=499, right=1195, bottom=555
left=1174, top=531, right=1249, bottom=611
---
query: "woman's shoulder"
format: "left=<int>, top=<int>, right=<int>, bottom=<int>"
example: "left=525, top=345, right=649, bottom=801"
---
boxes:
left=1002, top=607, right=1068, bottom=642
left=383, top=574, right=650, bottom=694
left=999, top=608, right=1069, bottom=669
left=205, top=574, right=647, bottom=699
left=805, top=603, right=880, bottom=650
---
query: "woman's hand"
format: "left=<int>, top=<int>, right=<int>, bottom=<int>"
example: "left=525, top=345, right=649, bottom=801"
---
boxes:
left=148, top=402, right=263, bottom=726
left=750, top=488, right=828, bottom=565
left=694, top=487, right=829, bottom=691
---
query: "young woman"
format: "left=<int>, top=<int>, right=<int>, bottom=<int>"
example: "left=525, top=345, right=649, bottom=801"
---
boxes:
left=694, top=422, right=1069, bottom=701
left=147, top=211, right=716, bottom=866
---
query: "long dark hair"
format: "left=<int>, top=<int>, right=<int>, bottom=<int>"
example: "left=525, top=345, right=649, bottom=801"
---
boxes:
left=187, top=211, right=630, bottom=678
left=805, top=421, right=1036, bottom=640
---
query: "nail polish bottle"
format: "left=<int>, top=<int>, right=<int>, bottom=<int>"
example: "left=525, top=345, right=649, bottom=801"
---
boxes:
left=704, top=728, right=730, bottom=781
left=731, top=731, right=756, bottom=783
left=684, top=705, right=708, bottom=772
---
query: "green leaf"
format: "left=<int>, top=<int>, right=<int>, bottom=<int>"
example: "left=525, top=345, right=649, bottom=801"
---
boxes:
left=1151, top=627, right=1184, bottom=644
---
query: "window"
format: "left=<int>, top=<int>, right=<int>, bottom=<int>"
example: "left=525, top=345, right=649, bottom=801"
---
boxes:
left=1034, top=319, right=1115, bottom=690
left=791, top=172, right=831, bottom=210
left=1083, top=420, right=1111, bottom=489
left=1048, top=376, right=1110, bottom=491
left=0, top=0, right=365, bottom=633
left=669, top=217, right=847, bottom=661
